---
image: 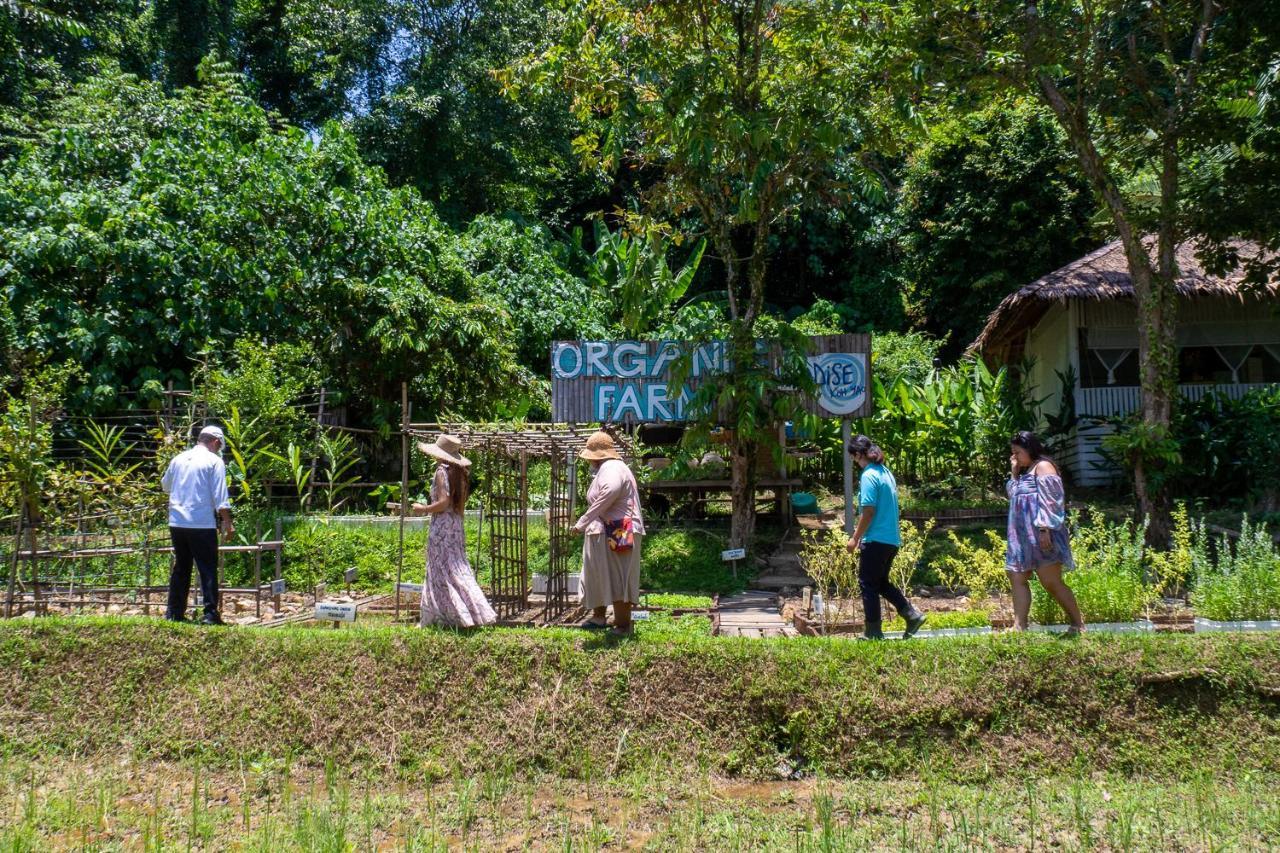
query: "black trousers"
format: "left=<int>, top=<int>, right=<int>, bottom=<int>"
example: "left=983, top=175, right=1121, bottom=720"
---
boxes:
left=858, top=541, right=910, bottom=627
left=166, top=527, right=220, bottom=620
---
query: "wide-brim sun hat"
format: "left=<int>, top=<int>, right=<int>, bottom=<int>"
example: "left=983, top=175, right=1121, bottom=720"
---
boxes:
left=417, top=434, right=471, bottom=467
left=579, top=430, right=621, bottom=462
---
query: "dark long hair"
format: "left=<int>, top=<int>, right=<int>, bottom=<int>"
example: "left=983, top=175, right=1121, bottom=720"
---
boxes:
left=445, top=463, right=469, bottom=514
left=848, top=434, right=885, bottom=464
left=1010, top=430, right=1058, bottom=476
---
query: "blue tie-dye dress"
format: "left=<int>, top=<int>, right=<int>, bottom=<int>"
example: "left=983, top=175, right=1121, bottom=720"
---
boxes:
left=1005, top=472, right=1075, bottom=573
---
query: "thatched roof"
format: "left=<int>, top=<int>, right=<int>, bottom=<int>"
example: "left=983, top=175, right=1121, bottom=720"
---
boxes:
left=969, top=239, right=1276, bottom=356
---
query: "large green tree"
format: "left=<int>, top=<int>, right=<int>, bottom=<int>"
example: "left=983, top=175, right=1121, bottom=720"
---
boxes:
left=918, top=0, right=1279, bottom=538
left=461, top=215, right=610, bottom=373
left=900, top=99, right=1095, bottom=354
left=507, top=0, right=909, bottom=547
left=0, top=65, right=520, bottom=422
left=0, top=0, right=151, bottom=122
left=351, top=0, right=604, bottom=223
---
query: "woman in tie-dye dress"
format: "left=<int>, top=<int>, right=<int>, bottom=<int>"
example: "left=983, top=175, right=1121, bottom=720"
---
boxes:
left=1006, top=431, right=1084, bottom=633
left=417, top=435, right=495, bottom=629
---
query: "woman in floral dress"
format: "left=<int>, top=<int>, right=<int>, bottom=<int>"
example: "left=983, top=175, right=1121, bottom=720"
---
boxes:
left=1006, top=431, right=1084, bottom=633
left=418, top=435, right=496, bottom=628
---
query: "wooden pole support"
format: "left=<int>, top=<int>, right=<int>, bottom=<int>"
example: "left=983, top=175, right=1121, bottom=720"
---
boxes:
left=396, top=381, right=409, bottom=622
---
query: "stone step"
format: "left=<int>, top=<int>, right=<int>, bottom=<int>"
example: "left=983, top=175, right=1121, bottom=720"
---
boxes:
left=751, top=574, right=813, bottom=591
left=718, top=592, right=778, bottom=609
left=767, top=553, right=805, bottom=572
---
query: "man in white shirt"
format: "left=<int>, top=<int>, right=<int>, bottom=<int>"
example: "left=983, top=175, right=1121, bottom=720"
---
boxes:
left=161, top=425, right=234, bottom=624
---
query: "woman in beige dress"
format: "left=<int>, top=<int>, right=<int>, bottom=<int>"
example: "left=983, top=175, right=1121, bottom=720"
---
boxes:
left=572, top=431, right=645, bottom=635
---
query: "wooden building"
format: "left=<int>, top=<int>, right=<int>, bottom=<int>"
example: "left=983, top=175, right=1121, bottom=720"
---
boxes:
left=971, top=240, right=1280, bottom=486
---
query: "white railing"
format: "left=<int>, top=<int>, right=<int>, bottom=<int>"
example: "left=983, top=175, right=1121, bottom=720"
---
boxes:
left=1078, top=383, right=1278, bottom=417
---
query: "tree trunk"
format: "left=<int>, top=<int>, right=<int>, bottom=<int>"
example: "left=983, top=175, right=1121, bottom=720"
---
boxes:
left=1124, top=250, right=1178, bottom=546
left=729, top=433, right=758, bottom=549
left=1033, top=73, right=1179, bottom=543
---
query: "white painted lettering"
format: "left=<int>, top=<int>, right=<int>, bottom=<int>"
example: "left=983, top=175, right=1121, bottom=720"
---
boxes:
left=553, top=343, right=583, bottom=379
left=614, top=342, right=647, bottom=378
left=585, top=342, right=610, bottom=377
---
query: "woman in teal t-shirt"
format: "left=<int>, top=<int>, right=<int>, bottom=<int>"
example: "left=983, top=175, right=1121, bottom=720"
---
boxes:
left=845, top=435, right=926, bottom=640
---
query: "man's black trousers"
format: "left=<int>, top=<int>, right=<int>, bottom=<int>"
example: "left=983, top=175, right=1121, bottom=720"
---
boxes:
left=166, top=527, right=219, bottom=620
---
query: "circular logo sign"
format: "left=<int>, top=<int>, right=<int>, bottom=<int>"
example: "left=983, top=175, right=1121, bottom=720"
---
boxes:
left=809, top=352, right=867, bottom=416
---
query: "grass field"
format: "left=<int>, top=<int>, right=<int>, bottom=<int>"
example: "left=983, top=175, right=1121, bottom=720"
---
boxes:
left=3, top=757, right=1277, bottom=850
left=1, top=617, right=1278, bottom=849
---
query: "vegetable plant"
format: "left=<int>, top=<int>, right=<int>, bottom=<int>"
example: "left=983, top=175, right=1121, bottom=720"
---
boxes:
left=1193, top=516, right=1280, bottom=621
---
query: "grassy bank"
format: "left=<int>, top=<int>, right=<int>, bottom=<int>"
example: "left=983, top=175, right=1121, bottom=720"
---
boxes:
left=2, top=619, right=1279, bottom=783
left=3, top=757, right=1277, bottom=850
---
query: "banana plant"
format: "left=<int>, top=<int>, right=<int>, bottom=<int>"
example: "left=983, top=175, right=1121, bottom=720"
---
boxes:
left=584, top=217, right=706, bottom=336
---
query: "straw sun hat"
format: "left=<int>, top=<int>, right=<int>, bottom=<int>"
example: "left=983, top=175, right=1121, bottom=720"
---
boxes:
left=579, top=430, right=622, bottom=462
left=417, top=434, right=471, bottom=467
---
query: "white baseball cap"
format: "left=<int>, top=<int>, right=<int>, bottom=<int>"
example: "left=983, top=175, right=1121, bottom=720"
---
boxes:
left=198, top=425, right=225, bottom=442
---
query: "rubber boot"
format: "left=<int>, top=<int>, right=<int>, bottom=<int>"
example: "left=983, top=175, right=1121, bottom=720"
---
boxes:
left=900, top=606, right=927, bottom=638
left=859, top=621, right=885, bottom=641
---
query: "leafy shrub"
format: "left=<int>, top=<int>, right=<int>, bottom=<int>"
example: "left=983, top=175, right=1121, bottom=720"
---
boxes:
left=1193, top=516, right=1280, bottom=621
left=856, top=358, right=1040, bottom=491
left=799, top=527, right=860, bottom=629
left=1172, top=386, right=1280, bottom=512
left=884, top=609, right=990, bottom=631
left=273, top=520, right=430, bottom=591
left=462, top=215, right=609, bottom=377
left=199, top=340, right=321, bottom=461
left=899, top=98, right=1094, bottom=353
left=1031, top=564, right=1153, bottom=624
left=1069, top=509, right=1148, bottom=580
left=891, top=518, right=936, bottom=593
left=871, top=331, right=945, bottom=386
left=1147, top=503, right=1211, bottom=595
left=800, top=520, right=935, bottom=628
left=934, top=529, right=1010, bottom=595
left=1031, top=510, right=1158, bottom=624
left=640, top=528, right=740, bottom=595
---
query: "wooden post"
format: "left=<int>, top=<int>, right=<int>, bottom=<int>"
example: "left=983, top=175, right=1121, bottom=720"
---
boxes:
left=5, top=502, right=23, bottom=618
left=164, top=380, right=174, bottom=434
left=142, top=509, right=154, bottom=617
left=254, top=519, right=262, bottom=619
left=308, top=386, right=325, bottom=511
left=396, top=382, right=409, bottom=622
left=842, top=418, right=855, bottom=535
left=519, top=451, right=529, bottom=609
left=28, top=512, right=41, bottom=615
left=273, top=517, right=283, bottom=612
left=777, top=422, right=790, bottom=523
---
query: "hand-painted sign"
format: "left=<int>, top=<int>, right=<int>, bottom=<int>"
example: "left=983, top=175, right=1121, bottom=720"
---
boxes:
left=551, top=334, right=871, bottom=423
left=807, top=352, right=868, bottom=416
left=315, top=601, right=357, bottom=622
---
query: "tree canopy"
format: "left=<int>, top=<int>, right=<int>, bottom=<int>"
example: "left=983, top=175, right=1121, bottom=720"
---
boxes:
left=0, top=64, right=520, bottom=421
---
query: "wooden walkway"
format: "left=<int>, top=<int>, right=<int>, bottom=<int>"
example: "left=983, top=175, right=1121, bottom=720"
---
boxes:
left=716, top=590, right=798, bottom=638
